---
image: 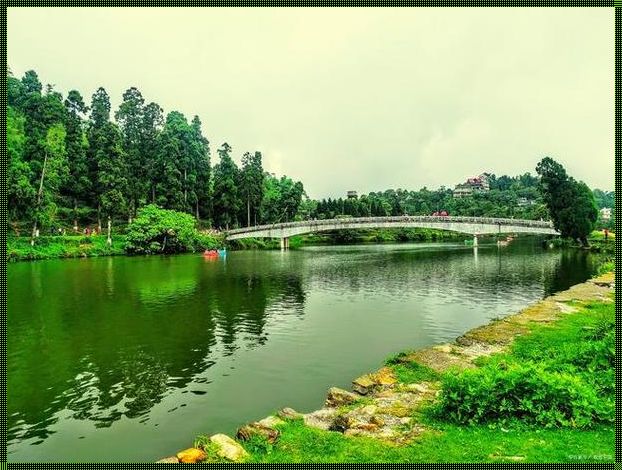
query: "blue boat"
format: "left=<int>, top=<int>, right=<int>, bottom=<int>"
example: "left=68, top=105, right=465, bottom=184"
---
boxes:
left=217, top=248, right=227, bottom=257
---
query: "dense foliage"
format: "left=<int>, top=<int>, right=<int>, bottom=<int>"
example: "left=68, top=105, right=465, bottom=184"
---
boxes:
left=7, top=235, right=126, bottom=262
left=125, top=205, right=220, bottom=254
left=7, top=69, right=305, bottom=238
left=310, top=174, right=547, bottom=220
left=536, top=157, right=599, bottom=244
left=8, top=69, right=614, bottom=243
left=435, top=300, right=614, bottom=428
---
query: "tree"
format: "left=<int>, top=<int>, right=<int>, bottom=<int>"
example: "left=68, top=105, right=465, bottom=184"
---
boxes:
left=31, top=123, right=68, bottom=243
left=190, top=116, right=211, bottom=221
left=212, top=143, right=240, bottom=229
left=125, top=205, right=214, bottom=254
left=142, top=102, right=164, bottom=203
left=260, top=174, right=304, bottom=224
left=8, top=106, right=35, bottom=225
left=62, top=90, right=90, bottom=230
left=87, top=87, right=113, bottom=229
left=97, top=122, right=128, bottom=243
left=21, top=70, right=42, bottom=95
left=240, top=151, right=264, bottom=226
left=115, top=87, right=146, bottom=221
left=536, top=157, right=598, bottom=245
left=88, top=87, right=128, bottom=238
left=154, top=111, right=191, bottom=211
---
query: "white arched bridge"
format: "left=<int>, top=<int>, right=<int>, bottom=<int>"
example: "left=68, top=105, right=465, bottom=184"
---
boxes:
left=226, top=216, right=559, bottom=249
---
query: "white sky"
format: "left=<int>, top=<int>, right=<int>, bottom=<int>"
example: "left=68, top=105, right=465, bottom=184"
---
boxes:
left=8, top=7, right=614, bottom=198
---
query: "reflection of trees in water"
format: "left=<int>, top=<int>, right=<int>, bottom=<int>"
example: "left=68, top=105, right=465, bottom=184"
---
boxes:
left=63, top=351, right=169, bottom=428
left=306, top=240, right=595, bottom=303
left=10, top=244, right=588, bottom=447
left=9, top=255, right=307, bottom=444
left=195, top=259, right=306, bottom=354
left=542, top=249, right=595, bottom=296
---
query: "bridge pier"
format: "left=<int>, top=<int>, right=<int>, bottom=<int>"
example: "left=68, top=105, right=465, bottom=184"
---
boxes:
left=280, top=237, right=289, bottom=250
left=473, top=234, right=478, bottom=246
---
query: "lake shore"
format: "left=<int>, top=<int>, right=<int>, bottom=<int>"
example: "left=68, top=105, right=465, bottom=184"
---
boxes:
left=163, top=271, right=614, bottom=463
left=7, top=229, right=612, bottom=263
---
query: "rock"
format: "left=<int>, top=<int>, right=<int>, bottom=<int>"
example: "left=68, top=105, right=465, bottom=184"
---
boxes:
left=404, top=383, right=429, bottom=394
left=329, top=413, right=353, bottom=432
left=370, top=415, right=385, bottom=426
left=156, top=456, right=179, bottom=463
left=303, top=408, right=338, bottom=431
left=176, top=448, right=206, bottom=463
left=258, top=415, right=285, bottom=429
left=236, top=422, right=280, bottom=444
left=353, top=368, right=397, bottom=394
left=209, top=434, right=249, bottom=462
left=351, top=422, right=378, bottom=431
left=277, top=407, right=303, bottom=420
left=325, top=387, right=361, bottom=407
left=360, top=405, right=378, bottom=415
left=373, top=367, right=397, bottom=386
left=352, top=375, right=376, bottom=395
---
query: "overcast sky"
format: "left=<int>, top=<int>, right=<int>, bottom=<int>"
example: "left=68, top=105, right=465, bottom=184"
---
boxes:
left=8, top=7, right=614, bottom=198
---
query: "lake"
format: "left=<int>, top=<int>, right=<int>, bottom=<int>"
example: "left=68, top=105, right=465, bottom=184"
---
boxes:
left=8, top=239, right=597, bottom=461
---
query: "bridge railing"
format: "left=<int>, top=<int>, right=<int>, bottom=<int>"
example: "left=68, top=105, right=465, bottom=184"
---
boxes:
left=226, top=216, right=555, bottom=235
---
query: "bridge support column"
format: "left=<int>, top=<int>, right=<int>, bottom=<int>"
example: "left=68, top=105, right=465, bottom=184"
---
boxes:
left=280, top=237, right=289, bottom=250
left=473, top=234, right=478, bottom=247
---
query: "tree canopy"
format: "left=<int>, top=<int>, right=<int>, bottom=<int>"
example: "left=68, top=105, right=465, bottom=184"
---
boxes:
left=536, top=157, right=598, bottom=244
left=7, top=69, right=611, bottom=242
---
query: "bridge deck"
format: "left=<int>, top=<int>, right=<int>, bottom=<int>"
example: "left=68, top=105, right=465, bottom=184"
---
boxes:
left=226, top=216, right=558, bottom=240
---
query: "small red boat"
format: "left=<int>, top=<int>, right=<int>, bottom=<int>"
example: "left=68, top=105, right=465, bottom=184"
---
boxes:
left=203, top=249, right=218, bottom=257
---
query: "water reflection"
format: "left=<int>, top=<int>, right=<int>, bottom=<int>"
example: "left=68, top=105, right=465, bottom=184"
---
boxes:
left=8, top=239, right=596, bottom=461
left=8, top=254, right=306, bottom=446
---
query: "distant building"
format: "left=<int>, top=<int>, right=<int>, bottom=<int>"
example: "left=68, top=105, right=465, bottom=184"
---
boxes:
left=453, top=184, right=473, bottom=198
left=453, top=172, right=490, bottom=198
left=347, top=191, right=358, bottom=199
left=517, top=197, right=536, bottom=207
left=600, top=207, right=612, bottom=220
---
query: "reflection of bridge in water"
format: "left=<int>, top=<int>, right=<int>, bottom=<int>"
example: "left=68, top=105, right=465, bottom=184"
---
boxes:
left=226, top=216, right=560, bottom=249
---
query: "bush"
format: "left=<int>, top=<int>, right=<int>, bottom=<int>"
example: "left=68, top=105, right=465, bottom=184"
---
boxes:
left=125, top=205, right=220, bottom=255
left=435, top=300, right=614, bottom=429
left=435, top=362, right=611, bottom=428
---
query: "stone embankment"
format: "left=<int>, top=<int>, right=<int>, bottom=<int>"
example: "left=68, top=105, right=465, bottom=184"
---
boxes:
left=156, top=271, right=615, bottom=463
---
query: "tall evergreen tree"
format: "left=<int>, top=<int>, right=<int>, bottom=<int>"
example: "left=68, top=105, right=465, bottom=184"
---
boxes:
left=31, top=123, right=68, bottom=242
left=240, top=151, right=264, bottom=226
left=62, top=90, right=90, bottom=229
left=155, top=111, right=190, bottom=211
left=7, top=106, right=35, bottom=225
left=142, top=102, right=164, bottom=204
left=190, top=116, right=211, bottom=221
left=87, top=87, right=115, bottom=229
left=115, top=87, right=146, bottom=221
left=212, top=143, right=240, bottom=229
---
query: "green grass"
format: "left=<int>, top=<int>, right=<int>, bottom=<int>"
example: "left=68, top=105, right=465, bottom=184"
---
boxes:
left=244, top=418, right=612, bottom=463
left=434, top=297, right=614, bottom=429
left=232, top=296, right=615, bottom=462
left=7, top=235, right=127, bottom=262
left=385, top=354, right=441, bottom=384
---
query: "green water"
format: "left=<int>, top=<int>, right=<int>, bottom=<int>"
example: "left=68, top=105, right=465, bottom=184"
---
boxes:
left=8, top=239, right=597, bottom=462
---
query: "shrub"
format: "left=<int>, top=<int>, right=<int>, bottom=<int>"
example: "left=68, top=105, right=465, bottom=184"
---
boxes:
left=125, top=205, right=220, bottom=255
left=435, top=362, right=612, bottom=428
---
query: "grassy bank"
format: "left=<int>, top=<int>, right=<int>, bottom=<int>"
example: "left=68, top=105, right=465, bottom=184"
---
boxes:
left=192, top=276, right=614, bottom=463
left=7, top=235, right=127, bottom=262
left=243, top=419, right=612, bottom=463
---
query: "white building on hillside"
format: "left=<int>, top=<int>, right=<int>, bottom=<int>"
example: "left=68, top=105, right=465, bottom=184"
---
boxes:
left=600, top=207, right=612, bottom=220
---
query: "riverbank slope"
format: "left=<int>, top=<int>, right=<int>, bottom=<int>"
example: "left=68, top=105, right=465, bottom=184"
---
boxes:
left=162, top=271, right=614, bottom=463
